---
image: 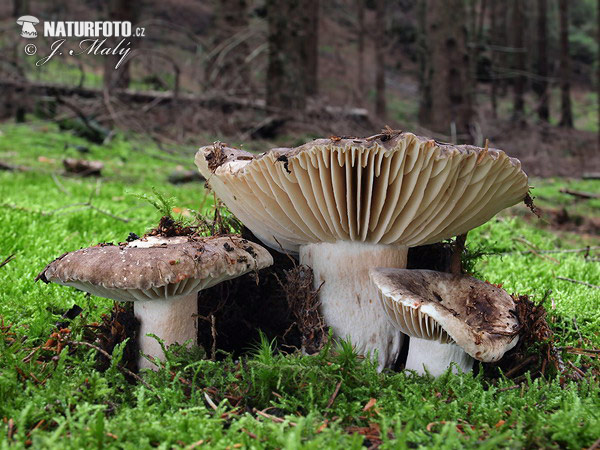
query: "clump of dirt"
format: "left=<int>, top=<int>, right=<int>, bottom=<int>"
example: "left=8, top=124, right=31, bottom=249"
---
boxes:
left=523, top=192, right=541, bottom=218
left=84, top=303, right=140, bottom=374
left=144, top=215, right=196, bottom=238
left=481, top=295, right=575, bottom=382
left=197, top=228, right=327, bottom=358
left=277, top=263, right=329, bottom=354
left=205, top=142, right=228, bottom=172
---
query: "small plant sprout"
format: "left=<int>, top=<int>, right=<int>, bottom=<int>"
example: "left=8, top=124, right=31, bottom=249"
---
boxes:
left=37, top=235, right=273, bottom=370
left=195, top=132, right=529, bottom=369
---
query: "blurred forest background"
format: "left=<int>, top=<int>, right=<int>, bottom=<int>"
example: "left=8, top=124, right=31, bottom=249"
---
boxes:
left=0, top=0, right=599, bottom=177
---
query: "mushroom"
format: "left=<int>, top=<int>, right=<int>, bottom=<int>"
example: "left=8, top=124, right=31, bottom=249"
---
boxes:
left=370, top=268, right=520, bottom=376
left=195, top=133, right=528, bottom=368
left=16, top=16, right=39, bottom=38
left=37, top=235, right=273, bottom=369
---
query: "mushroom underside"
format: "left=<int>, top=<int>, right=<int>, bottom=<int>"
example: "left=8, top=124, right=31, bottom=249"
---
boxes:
left=195, top=134, right=528, bottom=369
left=38, top=235, right=274, bottom=369
left=371, top=268, right=520, bottom=376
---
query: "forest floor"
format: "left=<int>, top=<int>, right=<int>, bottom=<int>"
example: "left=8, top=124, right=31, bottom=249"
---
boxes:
left=0, top=122, right=599, bottom=448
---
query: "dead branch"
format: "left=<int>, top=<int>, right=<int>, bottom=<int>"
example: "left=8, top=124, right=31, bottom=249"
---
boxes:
left=0, top=254, right=15, bottom=269
left=51, top=173, right=71, bottom=196
left=582, top=173, right=600, bottom=180
left=513, top=237, right=560, bottom=264
left=63, top=158, right=104, bottom=177
left=0, top=80, right=369, bottom=121
left=67, top=340, right=159, bottom=398
left=325, top=380, right=343, bottom=409
left=556, top=276, right=600, bottom=289
left=253, top=408, right=297, bottom=427
left=560, top=188, right=600, bottom=200
left=0, top=161, right=30, bottom=172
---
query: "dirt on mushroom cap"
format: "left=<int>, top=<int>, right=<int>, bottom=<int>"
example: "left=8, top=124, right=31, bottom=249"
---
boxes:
left=371, top=268, right=520, bottom=362
left=37, top=235, right=273, bottom=292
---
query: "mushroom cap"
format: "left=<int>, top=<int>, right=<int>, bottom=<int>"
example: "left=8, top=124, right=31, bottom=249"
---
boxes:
left=17, top=15, right=39, bottom=25
left=37, top=235, right=273, bottom=302
left=369, top=268, right=519, bottom=362
left=195, top=133, right=528, bottom=253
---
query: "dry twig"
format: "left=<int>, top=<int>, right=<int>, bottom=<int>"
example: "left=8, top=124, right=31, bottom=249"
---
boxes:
left=325, top=380, right=343, bottom=409
left=0, top=254, right=15, bottom=269
left=253, top=408, right=297, bottom=427
left=556, top=276, right=600, bottom=290
left=68, top=340, right=159, bottom=398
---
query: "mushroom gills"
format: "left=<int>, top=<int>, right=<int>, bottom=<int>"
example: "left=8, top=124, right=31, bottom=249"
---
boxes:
left=381, top=299, right=473, bottom=375
left=370, top=268, right=520, bottom=377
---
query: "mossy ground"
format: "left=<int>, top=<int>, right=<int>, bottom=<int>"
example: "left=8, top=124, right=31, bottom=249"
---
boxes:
left=0, top=122, right=599, bottom=449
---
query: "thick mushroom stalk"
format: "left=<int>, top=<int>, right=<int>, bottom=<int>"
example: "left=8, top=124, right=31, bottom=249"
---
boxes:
left=370, top=268, right=520, bottom=377
left=404, top=339, right=474, bottom=376
left=195, top=133, right=528, bottom=369
left=301, top=242, right=407, bottom=367
left=37, top=235, right=273, bottom=370
left=135, top=294, right=198, bottom=369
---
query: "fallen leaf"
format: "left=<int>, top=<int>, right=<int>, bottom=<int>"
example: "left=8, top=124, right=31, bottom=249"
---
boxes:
left=316, top=420, right=328, bottom=433
left=362, top=398, right=377, bottom=411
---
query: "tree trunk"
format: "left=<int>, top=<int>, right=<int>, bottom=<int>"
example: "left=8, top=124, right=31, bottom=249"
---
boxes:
left=301, top=0, right=319, bottom=96
left=12, top=0, right=29, bottom=122
left=266, top=0, right=306, bottom=110
left=497, top=0, right=509, bottom=96
left=511, top=0, right=526, bottom=122
left=471, top=0, right=487, bottom=84
left=418, top=0, right=473, bottom=141
left=205, top=0, right=250, bottom=93
left=533, top=0, right=549, bottom=121
left=597, top=0, right=600, bottom=151
left=104, top=0, right=138, bottom=90
left=13, top=0, right=28, bottom=17
left=490, top=0, right=498, bottom=118
left=356, top=0, right=366, bottom=100
left=558, top=0, right=573, bottom=128
left=374, top=0, right=387, bottom=119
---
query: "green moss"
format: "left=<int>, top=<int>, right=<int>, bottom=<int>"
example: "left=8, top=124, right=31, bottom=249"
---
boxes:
left=0, top=122, right=599, bottom=448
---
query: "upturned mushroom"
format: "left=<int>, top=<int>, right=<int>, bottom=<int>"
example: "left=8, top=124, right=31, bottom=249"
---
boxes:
left=195, top=132, right=528, bottom=368
left=37, top=235, right=273, bottom=369
left=370, top=268, right=520, bottom=376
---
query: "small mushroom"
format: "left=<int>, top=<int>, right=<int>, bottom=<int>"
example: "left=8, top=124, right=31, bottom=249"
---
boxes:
left=16, top=16, right=39, bottom=38
left=370, top=268, right=520, bottom=376
left=195, top=133, right=528, bottom=369
left=37, top=235, right=273, bottom=369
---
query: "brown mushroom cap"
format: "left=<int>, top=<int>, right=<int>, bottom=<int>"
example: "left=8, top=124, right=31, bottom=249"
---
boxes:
left=370, top=268, right=520, bottom=362
left=196, top=133, right=529, bottom=253
left=37, top=235, right=273, bottom=302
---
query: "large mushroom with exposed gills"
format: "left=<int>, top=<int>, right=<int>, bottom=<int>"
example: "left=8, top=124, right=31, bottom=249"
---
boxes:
left=195, top=132, right=529, bottom=369
left=37, top=235, right=273, bottom=369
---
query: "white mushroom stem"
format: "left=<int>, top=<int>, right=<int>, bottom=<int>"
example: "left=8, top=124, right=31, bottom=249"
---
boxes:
left=405, top=337, right=474, bottom=376
left=134, top=293, right=198, bottom=370
left=299, top=242, right=408, bottom=370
